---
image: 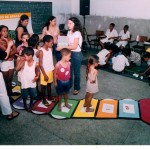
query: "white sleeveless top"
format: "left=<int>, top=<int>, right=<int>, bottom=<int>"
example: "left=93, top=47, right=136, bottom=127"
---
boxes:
left=20, top=61, right=36, bottom=89
left=33, top=48, right=39, bottom=63
left=40, top=47, right=54, bottom=72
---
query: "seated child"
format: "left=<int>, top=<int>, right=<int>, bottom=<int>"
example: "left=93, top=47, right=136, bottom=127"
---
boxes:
left=126, top=48, right=141, bottom=66
left=54, top=48, right=72, bottom=111
left=112, top=49, right=130, bottom=72
left=140, top=53, right=150, bottom=85
left=17, top=32, right=29, bottom=55
left=97, top=43, right=113, bottom=66
left=16, top=47, right=39, bottom=111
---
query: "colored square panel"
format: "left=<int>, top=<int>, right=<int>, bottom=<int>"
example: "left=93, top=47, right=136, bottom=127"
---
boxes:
left=32, top=96, right=59, bottom=115
left=119, top=99, right=140, bottom=118
left=50, top=99, right=79, bottom=119
left=139, top=98, right=150, bottom=124
left=96, top=99, right=118, bottom=118
left=73, top=99, right=98, bottom=118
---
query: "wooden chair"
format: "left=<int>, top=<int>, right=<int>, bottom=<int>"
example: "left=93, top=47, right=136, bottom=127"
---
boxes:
left=87, top=30, right=105, bottom=49
left=132, top=35, right=148, bottom=56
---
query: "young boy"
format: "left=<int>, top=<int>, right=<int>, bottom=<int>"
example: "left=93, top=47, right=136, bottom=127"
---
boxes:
left=97, top=43, right=113, bottom=66
left=16, top=47, right=39, bottom=111
left=39, top=35, right=54, bottom=106
left=112, top=49, right=130, bottom=72
left=54, top=48, right=72, bottom=111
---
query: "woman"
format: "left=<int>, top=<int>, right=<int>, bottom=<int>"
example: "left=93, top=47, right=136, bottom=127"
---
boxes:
left=15, top=14, right=29, bottom=47
left=41, top=16, right=60, bottom=61
left=57, top=17, right=83, bottom=95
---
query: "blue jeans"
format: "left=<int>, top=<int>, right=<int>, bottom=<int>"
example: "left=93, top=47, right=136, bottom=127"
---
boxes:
left=53, top=44, right=61, bottom=62
left=70, top=51, right=83, bottom=91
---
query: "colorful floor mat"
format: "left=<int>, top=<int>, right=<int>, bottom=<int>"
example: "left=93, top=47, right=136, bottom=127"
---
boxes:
left=73, top=99, right=98, bottom=118
left=50, top=99, right=79, bottom=119
left=139, top=98, right=150, bottom=124
left=118, top=99, right=140, bottom=119
left=96, top=99, right=118, bottom=118
left=32, top=96, right=59, bottom=115
left=13, top=97, right=36, bottom=110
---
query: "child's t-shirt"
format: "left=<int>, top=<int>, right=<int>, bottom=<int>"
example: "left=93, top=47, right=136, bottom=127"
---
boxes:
left=40, top=47, right=54, bottom=72
left=119, top=30, right=130, bottom=40
left=112, top=55, right=129, bottom=72
left=97, top=49, right=109, bottom=65
left=57, top=61, right=71, bottom=81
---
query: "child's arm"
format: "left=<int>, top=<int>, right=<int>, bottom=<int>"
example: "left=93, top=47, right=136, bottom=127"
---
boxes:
left=91, top=69, right=98, bottom=83
left=53, top=64, right=59, bottom=87
left=32, top=62, right=40, bottom=83
left=105, top=53, right=111, bottom=64
left=4, top=40, right=14, bottom=59
left=140, top=66, right=150, bottom=75
left=15, top=57, right=25, bottom=71
left=39, top=50, right=49, bottom=81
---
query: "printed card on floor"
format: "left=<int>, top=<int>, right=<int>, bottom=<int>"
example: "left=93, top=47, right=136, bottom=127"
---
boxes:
left=102, top=103, right=114, bottom=114
left=123, top=104, right=135, bottom=114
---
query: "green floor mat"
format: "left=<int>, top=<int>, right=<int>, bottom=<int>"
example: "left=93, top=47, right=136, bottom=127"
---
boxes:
left=49, top=99, right=79, bottom=119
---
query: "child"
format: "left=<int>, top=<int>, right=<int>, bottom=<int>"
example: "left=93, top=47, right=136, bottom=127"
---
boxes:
left=97, top=43, right=113, bottom=66
left=112, top=49, right=130, bottom=72
left=39, top=35, right=54, bottom=106
left=17, top=32, right=29, bottom=55
left=84, top=55, right=99, bottom=112
left=28, top=34, right=40, bottom=63
left=116, top=25, right=130, bottom=49
left=16, top=47, right=39, bottom=111
left=54, top=48, right=72, bottom=111
left=0, top=25, right=17, bottom=98
left=140, top=53, right=150, bottom=85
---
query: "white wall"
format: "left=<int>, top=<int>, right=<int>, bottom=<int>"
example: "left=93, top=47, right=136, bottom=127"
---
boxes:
left=71, top=0, right=150, bottom=19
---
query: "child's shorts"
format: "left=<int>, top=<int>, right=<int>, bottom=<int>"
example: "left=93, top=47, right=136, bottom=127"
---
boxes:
left=1, top=60, right=14, bottom=72
left=21, top=88, right=37, bottom=99
left=56, top=79, right=70, bottom=95
left=40, top=71, right=53, bottom=85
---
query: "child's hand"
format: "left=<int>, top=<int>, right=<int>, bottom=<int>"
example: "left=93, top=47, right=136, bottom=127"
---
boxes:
left=44, top=75, right=49, bottom=82
left=54, top=82, right=57, bottom=87
left=90, top=80, right=96, bottom=84
left=32, top=76, right=39, bottom=83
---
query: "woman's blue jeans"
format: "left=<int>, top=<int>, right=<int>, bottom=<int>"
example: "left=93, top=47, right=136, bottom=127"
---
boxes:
left=70, top=51, right=83, bottom=91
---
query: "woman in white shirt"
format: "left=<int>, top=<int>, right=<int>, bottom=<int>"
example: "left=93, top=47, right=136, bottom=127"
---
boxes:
left=57, top=17, right=83, bottom=95
left=41, top=16, right=60, bottom=61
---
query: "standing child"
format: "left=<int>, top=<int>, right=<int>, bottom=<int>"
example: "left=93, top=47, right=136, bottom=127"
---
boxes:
left=39, top=35, right=54, bottom=106
left=54, top=48, right=72, bottom=111
left=16, top=47, right=39, bottom=111
left=84, top=55, right=99, bottom=112
left=0, top=25, right=17, bottom=98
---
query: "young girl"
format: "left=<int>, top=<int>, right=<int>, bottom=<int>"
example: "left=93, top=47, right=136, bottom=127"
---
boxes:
left=17, top=32, right=29, bottom=55
left=84, top=55, right=99, bottom=112
left=54, top=48, right=72, bottom=111
left=16, top=47, right=39, bottom=111
left=39, top=35, right=54, bottom=106
left=0, top=25, right=17, bottom=97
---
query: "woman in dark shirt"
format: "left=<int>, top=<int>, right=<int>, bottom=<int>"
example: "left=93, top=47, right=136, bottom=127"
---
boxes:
left=15, top=14, right=29, bottom=47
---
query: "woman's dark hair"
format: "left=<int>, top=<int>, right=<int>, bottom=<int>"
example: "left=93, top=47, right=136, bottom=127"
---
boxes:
left=17, top=14, right=29, bottom=28
left=69, top=17, right=82, bottom=33
left=43, top=16, right=56, bottom=31
left=28, top=34, right=39, bottom=48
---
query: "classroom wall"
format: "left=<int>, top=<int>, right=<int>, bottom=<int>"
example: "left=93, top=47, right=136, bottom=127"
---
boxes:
left=71, top=0, right=150, bottom=39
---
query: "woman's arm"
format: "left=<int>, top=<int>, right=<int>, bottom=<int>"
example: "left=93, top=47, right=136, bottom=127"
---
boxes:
left=40, top=27, right=46, bottom=40
left=17, top=27, right=24, bottom=42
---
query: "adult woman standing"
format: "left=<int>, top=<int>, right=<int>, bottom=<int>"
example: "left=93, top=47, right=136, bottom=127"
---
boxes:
left=57, top=17, right=83, bottom=95
left=41, top=16, right=60, bottom=61
left=15, top=14, right=29, bottom=47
